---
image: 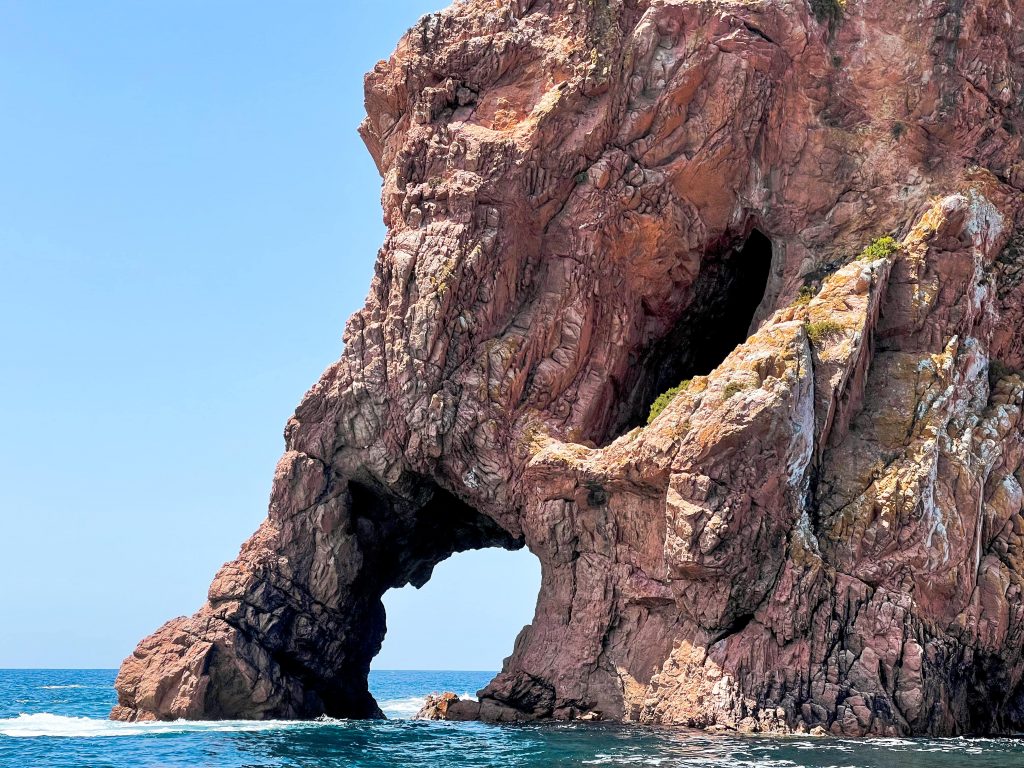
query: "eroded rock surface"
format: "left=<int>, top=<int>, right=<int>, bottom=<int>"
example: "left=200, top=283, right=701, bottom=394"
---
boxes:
left=113, top=0, right=1024, bottom=736
left=415, top=692, right=462, bottom=720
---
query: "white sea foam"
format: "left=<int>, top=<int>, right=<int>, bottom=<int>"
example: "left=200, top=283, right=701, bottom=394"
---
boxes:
left=863, top=737, right=917, bottom=747
left=0, top=713, right=339, bottom=739
left=379, top=696, right=430, bottom=719
left=1, top=690, right=482, bottom=737
left=39, top=685, right=89, bottom=690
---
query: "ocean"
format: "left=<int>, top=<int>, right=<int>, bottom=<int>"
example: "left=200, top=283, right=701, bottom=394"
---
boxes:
left=1, top=669, right=1023, bottom=767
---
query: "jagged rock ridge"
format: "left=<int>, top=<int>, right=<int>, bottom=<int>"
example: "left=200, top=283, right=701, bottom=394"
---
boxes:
left=113, top=0, right=1024, bottom=736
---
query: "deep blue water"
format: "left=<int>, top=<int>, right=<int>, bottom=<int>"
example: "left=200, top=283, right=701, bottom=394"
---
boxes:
left=2, top=670, right=1024, bottom=767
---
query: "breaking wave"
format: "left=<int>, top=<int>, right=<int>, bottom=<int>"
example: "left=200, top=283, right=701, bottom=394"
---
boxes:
left=2, top=690, right=479, bottom=737
left=0, top=713, right=341, bottom=739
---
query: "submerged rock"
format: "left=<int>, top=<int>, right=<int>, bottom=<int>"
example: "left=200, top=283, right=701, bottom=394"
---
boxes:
left=113, top=0, right=1024, bottom=737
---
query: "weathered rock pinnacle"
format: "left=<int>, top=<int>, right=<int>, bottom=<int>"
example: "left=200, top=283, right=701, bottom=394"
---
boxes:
left=113, top=0, right=1024, bottom=736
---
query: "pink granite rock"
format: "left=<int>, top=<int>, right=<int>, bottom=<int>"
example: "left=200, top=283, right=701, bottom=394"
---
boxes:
left=114, top=0, right=1024, bottom=736
left=415, top=692, right=461, bottom=720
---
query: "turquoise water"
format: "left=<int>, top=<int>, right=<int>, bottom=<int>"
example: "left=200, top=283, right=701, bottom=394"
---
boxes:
left=2, top=670, right=1024, bottom=766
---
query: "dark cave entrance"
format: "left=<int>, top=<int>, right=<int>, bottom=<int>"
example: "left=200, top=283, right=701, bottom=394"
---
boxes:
left=614, top=229, right=774, bottom=433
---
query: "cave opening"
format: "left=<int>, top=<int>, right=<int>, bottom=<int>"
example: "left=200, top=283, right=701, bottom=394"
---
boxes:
left=339, top=479, right=540, bottom=719
left=614, top=228, right=774, bottom=433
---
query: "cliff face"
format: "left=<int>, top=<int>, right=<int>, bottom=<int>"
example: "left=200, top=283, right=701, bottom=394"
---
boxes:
left=112, top=0, right=1024, bottom=736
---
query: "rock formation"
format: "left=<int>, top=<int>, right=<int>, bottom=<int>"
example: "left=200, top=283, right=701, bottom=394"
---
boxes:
left=415, top=692, right=461, bottom=720
left=112, top=0, right=1024, bottom=736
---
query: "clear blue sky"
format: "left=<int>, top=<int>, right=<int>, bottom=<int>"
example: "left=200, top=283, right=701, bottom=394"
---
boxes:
left=0, top=1, right=540, bottom=671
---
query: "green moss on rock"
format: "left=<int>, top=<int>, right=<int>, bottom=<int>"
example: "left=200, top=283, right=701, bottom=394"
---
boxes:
left=647, top=380, right=691, bottom=425
left=805, top=319, right=844, bottom=344
left=857, top=236, right=900, bottom=262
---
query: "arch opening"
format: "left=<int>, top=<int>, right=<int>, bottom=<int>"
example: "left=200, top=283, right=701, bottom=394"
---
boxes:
left=337, top=479, right=538, bottom=720
left=372, top=546, right=542, bottom=716
left=614, top=228, right=774, bottom=433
